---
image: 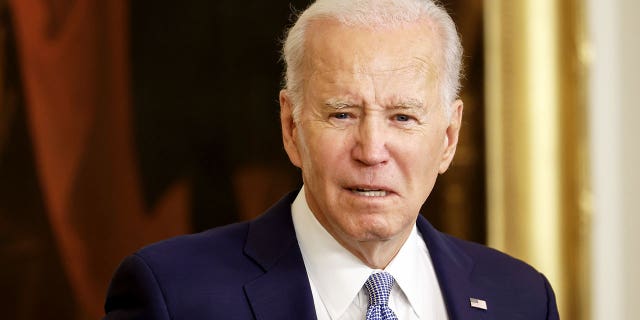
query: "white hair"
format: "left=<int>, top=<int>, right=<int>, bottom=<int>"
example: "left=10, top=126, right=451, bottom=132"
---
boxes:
left=281, top=0, right=463, bottom=120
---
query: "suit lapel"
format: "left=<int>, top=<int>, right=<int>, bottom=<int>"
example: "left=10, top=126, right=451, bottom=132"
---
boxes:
left=417, top=216, right=491, bottom=320
left=243, top=191, right=317, bottom=320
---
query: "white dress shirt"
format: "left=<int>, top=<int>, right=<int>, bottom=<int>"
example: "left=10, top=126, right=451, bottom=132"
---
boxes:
left=291, top=187, right=449, bottom=320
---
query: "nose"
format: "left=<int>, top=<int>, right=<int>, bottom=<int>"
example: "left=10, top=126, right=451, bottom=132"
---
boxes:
left=352, top=117, right=390, bottom=166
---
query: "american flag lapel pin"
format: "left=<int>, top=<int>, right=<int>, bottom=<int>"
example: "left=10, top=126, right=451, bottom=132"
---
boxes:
left=470, top=297, right=488, bottom=310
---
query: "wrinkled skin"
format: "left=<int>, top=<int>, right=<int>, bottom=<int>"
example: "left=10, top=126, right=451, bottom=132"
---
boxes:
left=280, top=19, right=463, bottom=268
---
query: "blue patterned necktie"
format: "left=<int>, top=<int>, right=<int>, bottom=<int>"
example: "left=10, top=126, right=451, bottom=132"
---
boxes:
left=364, top=272, right=399, bottom=320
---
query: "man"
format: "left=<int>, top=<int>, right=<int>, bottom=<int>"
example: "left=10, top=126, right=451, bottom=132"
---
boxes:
left=104, top=0, right=560, bottom=319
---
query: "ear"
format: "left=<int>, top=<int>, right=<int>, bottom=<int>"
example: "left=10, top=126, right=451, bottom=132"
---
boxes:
left=280, top=90, right=303, bottom=168
left=438, top=99, right=463, bottom=174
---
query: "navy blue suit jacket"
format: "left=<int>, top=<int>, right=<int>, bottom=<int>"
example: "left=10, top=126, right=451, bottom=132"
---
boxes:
left=104, top=191, right=560, bottom=319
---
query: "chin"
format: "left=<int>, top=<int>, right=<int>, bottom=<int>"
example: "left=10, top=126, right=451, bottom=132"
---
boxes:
left=347, top=219, right=401, bottom=242
left=356, top=232, right=395, bottom=242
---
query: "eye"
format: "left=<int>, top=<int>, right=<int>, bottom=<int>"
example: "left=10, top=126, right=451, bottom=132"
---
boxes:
left=331, top=112, right=350, bottom=120
left=394, top=114, right=412, bottom=122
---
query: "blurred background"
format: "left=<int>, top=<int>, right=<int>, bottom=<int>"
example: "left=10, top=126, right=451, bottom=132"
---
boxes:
left=0, top=0, right=637, bottom=319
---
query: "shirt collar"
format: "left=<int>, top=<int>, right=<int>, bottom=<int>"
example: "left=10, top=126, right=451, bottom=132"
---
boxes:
left=291, top=186, right=430, bottom=319
left=292, top=187, right=371, bottom=319
left=386, top=222, right=432, bottom=319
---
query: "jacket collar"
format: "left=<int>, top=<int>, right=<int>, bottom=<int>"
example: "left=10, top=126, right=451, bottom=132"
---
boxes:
left=243, top=191, right=317, bottom=320
left=417, top=215, right=490, bottom=319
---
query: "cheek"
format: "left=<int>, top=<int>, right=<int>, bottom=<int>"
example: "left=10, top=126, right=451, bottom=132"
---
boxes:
left=300, top=131, right=340, bottom=179
left=397, top=137, right=443, bottom=180
left=306, top=127, right=349, bottom=160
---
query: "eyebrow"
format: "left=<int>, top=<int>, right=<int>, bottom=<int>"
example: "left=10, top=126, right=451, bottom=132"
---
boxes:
left=324, top=99, right=353, bottom=110
left=392, top=98, right=425, bottom=110
left=323, top=97, right=425, bottom=110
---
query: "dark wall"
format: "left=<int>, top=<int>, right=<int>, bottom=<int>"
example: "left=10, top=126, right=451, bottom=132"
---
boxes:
left=130, top=0, right=310, bottom=230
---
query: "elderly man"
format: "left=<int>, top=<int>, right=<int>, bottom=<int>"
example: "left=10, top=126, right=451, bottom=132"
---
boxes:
left=104, top=0, right=559, bottom=319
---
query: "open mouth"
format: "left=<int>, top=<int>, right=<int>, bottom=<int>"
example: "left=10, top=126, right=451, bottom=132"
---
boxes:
left=350, top=188, right=388, bottom=197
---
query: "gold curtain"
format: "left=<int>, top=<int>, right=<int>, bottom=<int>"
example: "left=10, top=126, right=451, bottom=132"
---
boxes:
left=484, top=1, right=590, bottom=319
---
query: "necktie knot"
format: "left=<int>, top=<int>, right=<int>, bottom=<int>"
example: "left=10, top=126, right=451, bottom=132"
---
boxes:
left=364, top=272, right=395, bottom=307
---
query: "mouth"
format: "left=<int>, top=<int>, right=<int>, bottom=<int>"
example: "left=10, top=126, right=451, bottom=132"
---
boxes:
left=348, top=187, right=390, bottom=197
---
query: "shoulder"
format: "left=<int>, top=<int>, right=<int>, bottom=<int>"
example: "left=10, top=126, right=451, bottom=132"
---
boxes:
left=135, top=221, right=250, bottom=265
left=105, top=222, right=263, bottom=319
left=105, top=222, right=268, bottom=318
left=133, top=190, right=299, bottom=267
left=417, top=216, right=558, bottom=318
left=130, top=221, right=265, bottom=291
left=129, top=190, right=299, bottom=276
left=418, top=215, right=543, bottom=281
left=444, top=234, right=543, bottom=280
left=104, top=190, right=305, bottom=318
left=437, top=233, right=559, bottom=319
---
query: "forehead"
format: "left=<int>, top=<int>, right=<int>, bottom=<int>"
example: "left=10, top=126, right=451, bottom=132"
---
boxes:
left=303, top=19, right=443, bottom=80
left=302, top=19, right=443, bottom=104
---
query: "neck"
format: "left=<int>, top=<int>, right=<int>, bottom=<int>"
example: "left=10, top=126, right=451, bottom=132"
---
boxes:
left=335, top=228, right=413, bottom=269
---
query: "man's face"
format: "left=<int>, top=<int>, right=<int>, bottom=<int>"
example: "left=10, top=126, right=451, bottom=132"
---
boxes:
left=281, top=20, right=463, bottom=249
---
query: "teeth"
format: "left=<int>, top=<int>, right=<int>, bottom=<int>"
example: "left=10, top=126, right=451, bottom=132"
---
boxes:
left=352, top=189, right=387, bottom=197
